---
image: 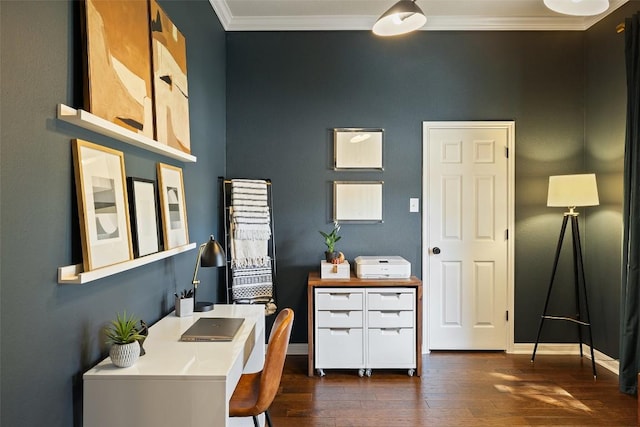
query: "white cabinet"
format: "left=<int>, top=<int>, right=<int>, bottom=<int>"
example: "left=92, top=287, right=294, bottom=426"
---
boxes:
left=313, top=286, right=416, bottom=377
left=307, top=272, right=423, bottom=377
left=367, top=289, right=416, bottom=371
left=315, top=289, right=365, bottom=371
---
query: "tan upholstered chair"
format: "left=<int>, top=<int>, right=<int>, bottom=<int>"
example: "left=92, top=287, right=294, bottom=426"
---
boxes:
left=229, top=308, right=294, bottom=427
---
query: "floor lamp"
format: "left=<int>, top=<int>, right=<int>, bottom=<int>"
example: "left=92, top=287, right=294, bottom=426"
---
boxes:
left=531, top=174, right=599, bottom=378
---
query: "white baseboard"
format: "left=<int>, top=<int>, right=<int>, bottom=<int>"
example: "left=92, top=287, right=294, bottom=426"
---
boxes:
left=287, top=343, right=308, bottom=355
left=288, top=343, right=619, bottom=375
left=511, top=343, right=619, bottom=375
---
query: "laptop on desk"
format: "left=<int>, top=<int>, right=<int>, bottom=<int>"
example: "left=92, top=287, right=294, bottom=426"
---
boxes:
left=180, top=317, right=245, bottom=342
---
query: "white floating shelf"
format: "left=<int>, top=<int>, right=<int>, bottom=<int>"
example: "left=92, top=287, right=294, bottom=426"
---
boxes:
left=57, top=104, right=197, bottom=163
left=58, top=243, right=197, bottom=284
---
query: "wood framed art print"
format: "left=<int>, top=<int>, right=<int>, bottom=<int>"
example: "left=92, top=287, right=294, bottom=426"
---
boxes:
left=157, top=163, right=189, bottom=250
left=72, top=139, right=133, bottom=272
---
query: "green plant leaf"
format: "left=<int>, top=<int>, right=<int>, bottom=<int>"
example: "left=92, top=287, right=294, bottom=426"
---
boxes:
left=105, top=311, right=144, bottom=345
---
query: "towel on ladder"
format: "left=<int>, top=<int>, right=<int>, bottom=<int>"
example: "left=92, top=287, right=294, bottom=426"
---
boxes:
left=230, top=179, right=276, bottom=314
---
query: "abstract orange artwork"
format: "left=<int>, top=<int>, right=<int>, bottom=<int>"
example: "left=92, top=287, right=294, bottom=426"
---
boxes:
left=150, top=0, right=191, bottom=154
left=82, top=0, right=154, bottom=138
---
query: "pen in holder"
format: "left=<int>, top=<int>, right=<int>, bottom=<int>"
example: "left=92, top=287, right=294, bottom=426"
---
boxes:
left=175, top=289, right=194, bottom=317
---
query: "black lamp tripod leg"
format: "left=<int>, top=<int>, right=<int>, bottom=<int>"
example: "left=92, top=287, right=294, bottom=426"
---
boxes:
left=571, top=216, right=584, bottom=358
left=571, top=216, right=597, bottom=378
left=532, top=215, right=570, bottom=362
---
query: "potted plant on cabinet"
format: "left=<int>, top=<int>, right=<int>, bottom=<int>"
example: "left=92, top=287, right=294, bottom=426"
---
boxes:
left=105, top=311, right=144, bottom=368
left=319, top=221, right=343, bottom=263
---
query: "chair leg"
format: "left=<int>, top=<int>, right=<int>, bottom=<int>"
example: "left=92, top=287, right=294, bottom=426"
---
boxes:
left=252, top=415, right=260, bottom=427
left=265, top=410, right=273, bottom=427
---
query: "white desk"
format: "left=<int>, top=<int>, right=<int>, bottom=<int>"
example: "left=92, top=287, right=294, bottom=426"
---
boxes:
left=84, top=305, right=266, bottom=427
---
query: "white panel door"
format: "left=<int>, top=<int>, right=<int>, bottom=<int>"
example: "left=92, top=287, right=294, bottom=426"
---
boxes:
left=423, top=122, right=513, bottom=350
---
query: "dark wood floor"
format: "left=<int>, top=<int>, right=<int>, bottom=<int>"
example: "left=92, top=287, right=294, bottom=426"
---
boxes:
left=270, top=353, right=637, bottom=426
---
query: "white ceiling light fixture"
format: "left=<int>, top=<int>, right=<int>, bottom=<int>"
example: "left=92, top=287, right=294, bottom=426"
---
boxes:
left=543, top=0, right=609, bottom=16
left=372, top=0, right=427, bottom=37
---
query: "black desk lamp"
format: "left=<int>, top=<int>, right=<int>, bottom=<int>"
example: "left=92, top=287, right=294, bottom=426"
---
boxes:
left=191, top=235, right=226, bottom=312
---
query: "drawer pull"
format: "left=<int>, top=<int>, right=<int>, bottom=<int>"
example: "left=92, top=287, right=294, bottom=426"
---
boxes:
left=330, top=328, right=352, bottom=336
left=379, top=293, right=402, bottom=300
left=380, top=328, right=401, bottom=335
left=380, top=311, right=401, bottom=318
left=329, top=310, right=351, bottom=318
left=329, top=293, right=352, bottom=300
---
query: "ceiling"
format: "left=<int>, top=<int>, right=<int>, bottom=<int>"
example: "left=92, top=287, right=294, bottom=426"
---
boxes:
left=209, top=0, right=629, bottom=32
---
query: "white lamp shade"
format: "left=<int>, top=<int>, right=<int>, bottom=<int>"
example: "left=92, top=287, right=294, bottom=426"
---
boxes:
left=547, top=174, right=599, bottom=208
left=372, top=0, right=427, bottom=36
left=543, top=0, right=609, bottom=16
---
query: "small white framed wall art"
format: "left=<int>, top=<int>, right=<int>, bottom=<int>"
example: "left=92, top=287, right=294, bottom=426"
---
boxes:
left=333, top=181, right=383, bottom=223
left=333, top=128, right=384, bottom=170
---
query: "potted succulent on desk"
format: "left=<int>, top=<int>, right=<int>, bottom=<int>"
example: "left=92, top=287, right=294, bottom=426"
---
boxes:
left=319, top=221, right=344, bottom=263
left=105, top=311, right=145, bottom=368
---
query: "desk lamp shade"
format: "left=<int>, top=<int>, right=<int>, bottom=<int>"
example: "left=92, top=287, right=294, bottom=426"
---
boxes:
left=547, top=174, right=599, bottom=209
left=543, top=0, right=609, bottom=16
left=372, top=0, right=427, bottom=36
left=192, top=235, right=226, bottom=312
left=201, top=235, right=226, bottom=267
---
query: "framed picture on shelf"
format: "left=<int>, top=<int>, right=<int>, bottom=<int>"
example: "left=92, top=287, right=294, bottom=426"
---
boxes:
left=127, top=177, right=160, bottom=258
left=157, top=162, right=189, bottom=249
left=333, top=128, right=384, bottom=170
left=72, top=139, right=133, bottom=272
left=333, top=181, right=384, bottom=222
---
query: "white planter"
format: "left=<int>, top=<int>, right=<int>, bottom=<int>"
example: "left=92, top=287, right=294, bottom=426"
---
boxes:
left=109, top=341, right=140, bottom=368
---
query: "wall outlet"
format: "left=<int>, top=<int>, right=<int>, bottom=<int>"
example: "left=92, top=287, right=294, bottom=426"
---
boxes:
left=410, top=198, right=420, bottom=213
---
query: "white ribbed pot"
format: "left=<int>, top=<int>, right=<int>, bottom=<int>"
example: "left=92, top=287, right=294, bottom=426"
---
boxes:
left=109, top=341, right=140, bottom=368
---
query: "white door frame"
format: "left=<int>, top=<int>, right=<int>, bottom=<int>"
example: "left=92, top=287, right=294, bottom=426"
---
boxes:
left=421, top=121, right=515, bottom=354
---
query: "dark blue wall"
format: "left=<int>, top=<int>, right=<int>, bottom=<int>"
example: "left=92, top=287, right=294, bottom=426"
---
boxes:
left=225, top=1, right=640, bottom=351
left=0, top=1, right=226, bottom=426
left=226, top=30, right=588, bottom=345
left=2, top=1, right=640, bottom=425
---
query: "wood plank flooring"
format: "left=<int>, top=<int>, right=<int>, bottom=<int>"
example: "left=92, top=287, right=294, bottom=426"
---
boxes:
left=269, top=352, right=636, bottom=426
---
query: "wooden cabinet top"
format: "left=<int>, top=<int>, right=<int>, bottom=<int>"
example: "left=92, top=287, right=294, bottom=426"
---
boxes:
left=308, top=271, right=422, bottom=288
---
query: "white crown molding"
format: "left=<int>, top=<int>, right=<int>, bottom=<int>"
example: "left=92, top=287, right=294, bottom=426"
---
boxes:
left=209, top=0, right=629, bottom=32
left=225, top=15, right=591, bottom=32
left=582, top=0, right=629, bottom=29
left=208, top=0, right=233, bottom=31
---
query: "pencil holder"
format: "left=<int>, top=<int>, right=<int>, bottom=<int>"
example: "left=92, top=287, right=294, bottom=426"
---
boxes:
left=175, top=297, right=194, bottom=317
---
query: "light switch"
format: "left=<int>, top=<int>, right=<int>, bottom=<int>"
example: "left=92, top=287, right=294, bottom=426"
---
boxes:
left=409, top=198, right=420, bottom=213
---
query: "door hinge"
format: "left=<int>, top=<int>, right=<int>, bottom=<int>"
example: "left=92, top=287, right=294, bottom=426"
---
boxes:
left=506, top=310, right=509, bottom=321
left=505, top=229, right=508, bottom=240
left=505, top=147, right=509, bottom=158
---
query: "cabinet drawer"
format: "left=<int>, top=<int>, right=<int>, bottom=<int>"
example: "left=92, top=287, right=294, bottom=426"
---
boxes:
left=367, top=310, right=414, bottom=328
left=317, top=310, right=363, bottom=328
left=367, top=328, right=416, bottom=367
left=316, top=289, right=363, bottom=310
left=367, top=289, right=414, bottom=310
left=316, top=328, right=364, bottom=368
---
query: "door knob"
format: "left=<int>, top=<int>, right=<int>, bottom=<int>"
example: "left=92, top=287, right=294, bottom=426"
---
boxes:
left=432, top=247, right=441, bottom=255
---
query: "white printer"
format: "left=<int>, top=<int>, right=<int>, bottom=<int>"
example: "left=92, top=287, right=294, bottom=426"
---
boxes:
left=354, top=256, right=411, bottom=279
